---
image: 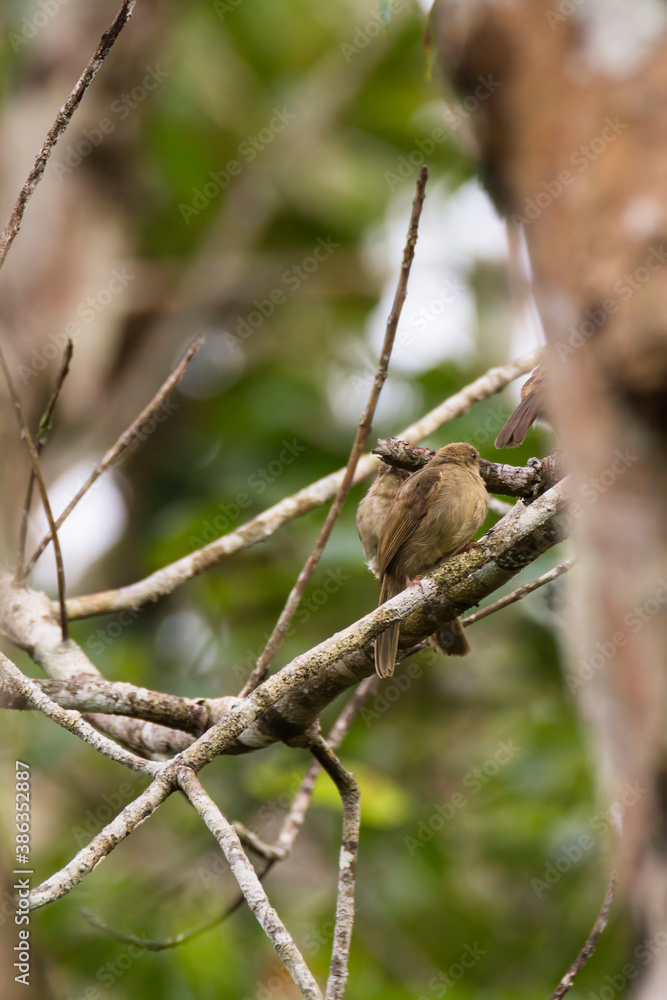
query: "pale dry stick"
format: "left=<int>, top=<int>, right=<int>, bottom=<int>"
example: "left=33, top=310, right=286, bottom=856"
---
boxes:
left=309, top=736, right=360, bottom=1000
left=0, top=652, right=160, bottom=774
left=178, top=768, right=323, bottom=1000
left=550, top=873, right=617, bottom=999
left=0, top=1, right=136, bottom=268
left=26, top=336, right=203, bottom=575
left=462, top=558, right=575, bottom=626
left=30, top=776, right=173, bottom=909
left=61, top=350, right=541, bottom=621
left=0, top=345, right=69, bottom=639
left=241, top=167, right=429, bottom=697
left=16, top=339, right=73, bottom=582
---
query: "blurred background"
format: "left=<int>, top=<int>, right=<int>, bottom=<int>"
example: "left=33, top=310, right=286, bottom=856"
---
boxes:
left=0, top=1, right=624, bottom=997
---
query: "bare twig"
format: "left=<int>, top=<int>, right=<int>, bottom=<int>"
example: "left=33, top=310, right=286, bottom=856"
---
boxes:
left=16, top=339, right=73, bottom=582
left=309, top=736, right=360, bottom=1000
left=0, top=1, right=136, bottom=269
left=462, top=558, right=575, bottom=626
left=26, top=336, right=203, bottom=575
left=178, top=768, right=322, bottom=1000
left=550, top=873, right=617, bottom=999
left=60, top=350, right=541, bottom=621
left=0, top=346, right=68, bottom=639
left=241, top=167, right=429, bottom=697
left=0, top=652, right=159, bottom=773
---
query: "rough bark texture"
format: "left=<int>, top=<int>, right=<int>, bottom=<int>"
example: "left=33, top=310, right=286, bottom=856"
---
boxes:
left=434, top=2, right=667, bottom=994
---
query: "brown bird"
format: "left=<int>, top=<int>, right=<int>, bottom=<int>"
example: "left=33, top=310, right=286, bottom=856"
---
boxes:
left=374, top=442, right=489, bottom=678
left=494, top=365, right=548, bottom=448
left=357, top=464, right=411, bottom=578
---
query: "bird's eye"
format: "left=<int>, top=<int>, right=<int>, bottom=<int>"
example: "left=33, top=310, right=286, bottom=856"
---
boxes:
left=469, top=449, right=476, bottom=460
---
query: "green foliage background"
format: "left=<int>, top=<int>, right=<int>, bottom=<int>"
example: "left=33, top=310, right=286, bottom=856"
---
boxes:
left=1, top=1, right=629, bottom=998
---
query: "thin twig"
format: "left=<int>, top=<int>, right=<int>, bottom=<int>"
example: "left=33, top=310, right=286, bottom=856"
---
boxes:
left=550, top=873, right=617, bottom=999
left=0, top=346, right=69, bottom=639
left=462, top=558, right=575, bottom=626
left=26, top=336, right=203, bottom=574
left=58, top=350, right=541, bottom=622
left=241, top=167, right=429, bottom=697
left=0, top=0, right=136, bottom=270
left=309, top=736, right=360, bottom=1000
left=178, top=768, right=322, bottom=1000
left=16, top=340, right=73, bottom=582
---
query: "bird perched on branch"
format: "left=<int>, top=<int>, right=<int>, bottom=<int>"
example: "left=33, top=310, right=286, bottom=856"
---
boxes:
left=373, top=442, right=489, bottom=678
left=357, top=464, right=411, bottom=578
left=495, top=365, right=547, bottom=448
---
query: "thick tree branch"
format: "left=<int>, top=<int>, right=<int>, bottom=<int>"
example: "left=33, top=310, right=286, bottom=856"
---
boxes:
left=57, top=349, right=541, bottom=621
left=0, top=653, right=159, bottom=773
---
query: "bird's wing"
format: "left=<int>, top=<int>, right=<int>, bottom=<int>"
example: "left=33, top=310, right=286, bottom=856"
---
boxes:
left=376, top=466, right=442, bottom=577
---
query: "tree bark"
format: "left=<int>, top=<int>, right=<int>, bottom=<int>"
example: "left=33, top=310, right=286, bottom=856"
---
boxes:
left=434, top=3, right=667, bottom=993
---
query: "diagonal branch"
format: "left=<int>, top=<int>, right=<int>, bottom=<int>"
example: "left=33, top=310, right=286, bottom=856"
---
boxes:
left=0, top=345, right=68, bottom=639
left=59, top=350, right=542, bottom=621
left=0, top=652, right=160, bottom=773
left=462, top=558, right=575, bottom=626
left=0, top=0, right=136, bottom=270
left=78, top=678, right=377, bottom=951
left=178, top=768, right=323, bottom=1000
left=16, top=339, right=73, bottom=582
left=29, top=776, right=173, bottom=909
left=241, top=166, right=429, bottom=696
left=26, top=336, right=203, bottom=575
left=550, top=873, right=617, bottom=999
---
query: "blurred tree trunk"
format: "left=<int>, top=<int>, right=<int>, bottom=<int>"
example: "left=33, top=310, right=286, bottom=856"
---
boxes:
left=435, top=2, right=667, bottom=994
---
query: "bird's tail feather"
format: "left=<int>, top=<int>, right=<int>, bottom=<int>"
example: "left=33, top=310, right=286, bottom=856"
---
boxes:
left=375, top=577, right=400, bottom=677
